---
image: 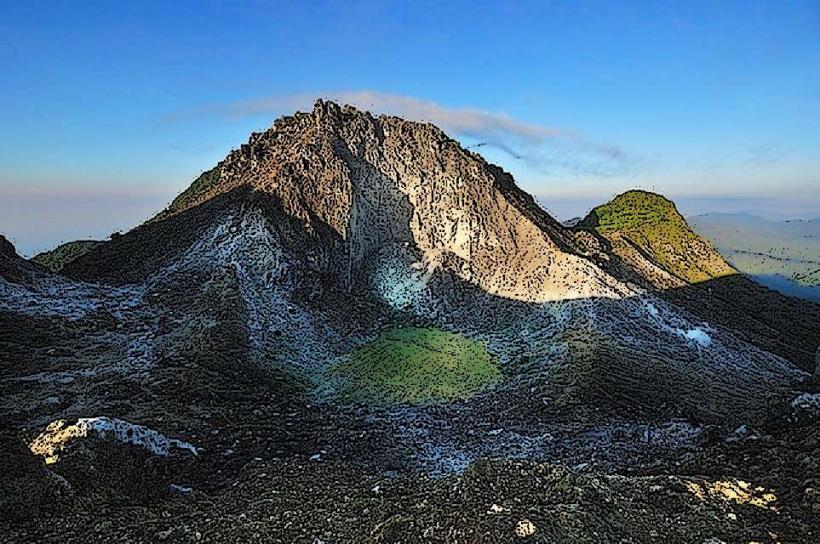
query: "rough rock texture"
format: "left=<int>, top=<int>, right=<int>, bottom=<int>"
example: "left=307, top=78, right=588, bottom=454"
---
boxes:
left=815, top=346, right=820, bottom=385
left=30, top=417, right=198, bottom=465
left=0, top=234, right=49, bottom=283
left=0, top=431, right=72, bottom=522
left=25, top=418, right=199, bottom=503
left=0, top=234, right=16, bottom=259
left=69, top=100, right=626, bottom=302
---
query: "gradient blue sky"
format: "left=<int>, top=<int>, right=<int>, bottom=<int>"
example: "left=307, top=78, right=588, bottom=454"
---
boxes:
left=1, top=0, right=818, bottom=255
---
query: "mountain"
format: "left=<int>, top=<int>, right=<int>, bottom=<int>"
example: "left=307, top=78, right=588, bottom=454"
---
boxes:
left=689, top=212, right=820, bottom=301
left=572, top=195, right=818, bottom=370
left=2, top=101, right=819, bottom=542
left=67, top=100, right=624, bottom=303
left=578, top=190, right=736, bottom=288
left=57, top=101, right=809, bottom=410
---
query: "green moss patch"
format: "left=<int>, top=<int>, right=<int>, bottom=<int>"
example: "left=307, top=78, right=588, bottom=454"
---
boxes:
left=331, top=327, right=501, bottom=405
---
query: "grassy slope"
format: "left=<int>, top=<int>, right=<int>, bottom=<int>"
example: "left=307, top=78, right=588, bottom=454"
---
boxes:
left=32, top=240, right=101, bottom=272
left=332, top=327, right=501, bottom=405
left=582, top=190, right=735, bottom=284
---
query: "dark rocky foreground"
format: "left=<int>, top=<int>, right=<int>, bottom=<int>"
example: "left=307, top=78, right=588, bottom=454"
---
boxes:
left=2, top=390, right=819, bottom=543
left=2, top=288, right=818, bottom=544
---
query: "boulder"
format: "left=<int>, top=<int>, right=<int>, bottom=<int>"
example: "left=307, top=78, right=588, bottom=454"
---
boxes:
left=29, top=417, right=198, bottom=502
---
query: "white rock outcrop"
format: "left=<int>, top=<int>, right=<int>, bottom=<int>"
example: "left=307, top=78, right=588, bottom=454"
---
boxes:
left=30, top=417, right=198, bottom=465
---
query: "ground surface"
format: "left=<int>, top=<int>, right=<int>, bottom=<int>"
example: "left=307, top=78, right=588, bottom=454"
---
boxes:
left=3, top=399, right=819, bottom=543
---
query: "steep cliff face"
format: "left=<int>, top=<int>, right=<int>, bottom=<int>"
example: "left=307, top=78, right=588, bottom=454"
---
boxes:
left=579, top=190, right=736, bottom=288
left=73, top=100, right=627, bottom=302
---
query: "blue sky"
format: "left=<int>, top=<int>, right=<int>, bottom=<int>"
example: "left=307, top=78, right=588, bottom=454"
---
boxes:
left=1, top=0, right=818, bottom=255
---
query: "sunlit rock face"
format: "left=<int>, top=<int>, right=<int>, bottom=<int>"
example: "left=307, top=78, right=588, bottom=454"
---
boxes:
left=67, top=100, right=627, bottom=302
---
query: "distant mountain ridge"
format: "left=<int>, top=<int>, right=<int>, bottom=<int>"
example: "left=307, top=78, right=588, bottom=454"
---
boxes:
left=689, top=212, right=820, bottom=301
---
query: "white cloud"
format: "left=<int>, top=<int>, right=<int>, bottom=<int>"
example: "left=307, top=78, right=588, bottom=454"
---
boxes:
left=169, top=90, right=633, bottom=176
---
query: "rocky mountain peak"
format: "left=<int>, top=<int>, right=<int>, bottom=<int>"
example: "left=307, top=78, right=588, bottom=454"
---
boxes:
left=119, top=101, right=629, bottom=302
left=84, top=103, right=622, bottom=302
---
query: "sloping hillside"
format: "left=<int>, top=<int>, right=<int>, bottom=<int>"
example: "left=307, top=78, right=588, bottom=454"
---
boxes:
left=579, top=190, right=736, bottom=287
left=66, top=100, right=626, bottom=303
left=32, top=240, right=101, bottom=273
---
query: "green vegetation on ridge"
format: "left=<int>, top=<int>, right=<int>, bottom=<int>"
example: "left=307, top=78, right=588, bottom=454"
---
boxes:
left=32, top=240, right=101, bottom=272
left=581, top=190, right=735, bottom=284
left=151, top=167, right=223, bottom=222
left=331, top=327, right=501, bottom=405
left=583, top=190, right=682, bottom=233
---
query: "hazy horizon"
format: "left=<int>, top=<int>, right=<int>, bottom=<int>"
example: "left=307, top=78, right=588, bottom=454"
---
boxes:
left=4, top=171, right=817, bottom=258
left=2, top=1, right=818, bottom=256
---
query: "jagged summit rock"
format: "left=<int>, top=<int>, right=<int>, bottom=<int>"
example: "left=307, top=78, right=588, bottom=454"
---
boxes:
left=68, top=100, right=627, bottom=302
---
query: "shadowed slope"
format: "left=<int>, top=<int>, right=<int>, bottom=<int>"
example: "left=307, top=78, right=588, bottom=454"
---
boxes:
left=0, top=235, right=51, bottom=284
left=661, top=274, right=820, bottom=373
